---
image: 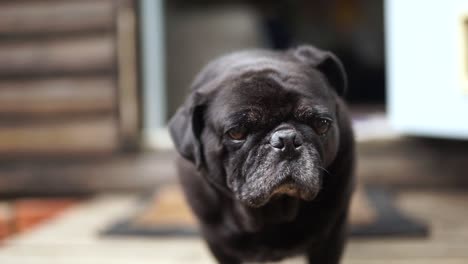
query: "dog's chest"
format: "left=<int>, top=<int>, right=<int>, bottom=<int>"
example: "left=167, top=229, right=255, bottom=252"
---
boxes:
left=226, top=230, right=310, bottom=262
left=221, top=216, right=315, bottom=261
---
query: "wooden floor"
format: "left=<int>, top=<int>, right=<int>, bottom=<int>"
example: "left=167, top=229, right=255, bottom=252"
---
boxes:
left=0, top=189, right=467, bottom=264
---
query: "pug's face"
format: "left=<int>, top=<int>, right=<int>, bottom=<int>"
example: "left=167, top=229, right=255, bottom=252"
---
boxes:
left=204, top=69, right=340, bottom=208
left=170, top=46, right=347, bottom=209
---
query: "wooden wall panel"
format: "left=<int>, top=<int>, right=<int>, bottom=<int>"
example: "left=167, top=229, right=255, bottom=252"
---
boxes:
left=0, top=0, right=144, bottom=194
left=0, top=0, right=124, bottom=157
left=116, top=0, right=140, bottom=149
left=0, top=117, right=119, bottom=155
left=0, top=36, right=115, bottom=77
left=0, top=77, right=115, bottom=116
left=0, top=0, right=114, bottom=35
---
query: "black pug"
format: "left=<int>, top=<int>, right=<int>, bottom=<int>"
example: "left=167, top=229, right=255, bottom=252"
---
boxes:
left=169, top=45, right=355, bottom=264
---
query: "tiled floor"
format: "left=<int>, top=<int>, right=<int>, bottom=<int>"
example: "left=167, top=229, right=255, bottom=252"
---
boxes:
left=0, top=190, right=467, bottom=264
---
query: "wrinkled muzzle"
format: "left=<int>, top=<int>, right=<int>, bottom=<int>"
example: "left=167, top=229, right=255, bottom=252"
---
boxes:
left=232, top=143, right=322, bottom=208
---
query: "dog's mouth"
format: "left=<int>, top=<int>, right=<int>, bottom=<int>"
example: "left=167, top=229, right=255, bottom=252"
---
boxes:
left=270, top=181, right=318, bottom=201
left=272, top=183, right=299, bottom=197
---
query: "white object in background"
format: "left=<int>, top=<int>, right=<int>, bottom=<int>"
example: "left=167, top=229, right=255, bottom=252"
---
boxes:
left=140, top=0, right=167, bottom=148
left=352, top=113, right=400, bottom=142
left=385, top=0, right=468, bottom=139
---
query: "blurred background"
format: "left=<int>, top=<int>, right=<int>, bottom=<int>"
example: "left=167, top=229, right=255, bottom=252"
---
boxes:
left=0, top=0, right=467, bottom=263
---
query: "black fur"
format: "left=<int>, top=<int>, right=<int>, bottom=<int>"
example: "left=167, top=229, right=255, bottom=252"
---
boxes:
left=169, top=45, right=355, bottom=264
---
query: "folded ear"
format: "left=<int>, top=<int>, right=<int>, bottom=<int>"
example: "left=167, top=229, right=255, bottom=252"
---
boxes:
left=168, top=93, right=206, bottom=168
left=292, top=45, right=348, bottom=96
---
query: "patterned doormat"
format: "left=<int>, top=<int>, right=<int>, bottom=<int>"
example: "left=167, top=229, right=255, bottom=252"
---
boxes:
left=102, top=184, right=428, bottom=238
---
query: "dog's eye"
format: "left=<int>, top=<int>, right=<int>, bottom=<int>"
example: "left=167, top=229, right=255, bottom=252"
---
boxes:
left=227, top=127, right=247, bottom=141
left=313, top=118, right=332, bottom=135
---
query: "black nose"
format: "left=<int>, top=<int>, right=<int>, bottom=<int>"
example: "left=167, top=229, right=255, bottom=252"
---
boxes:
left=270, top=129, right=303, bottom=150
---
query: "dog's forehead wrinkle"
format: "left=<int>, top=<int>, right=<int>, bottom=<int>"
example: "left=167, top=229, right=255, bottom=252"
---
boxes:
left=192, top=49, right=332, bottom=103
left=215, top=84, right=334, bottom=128
left=295, top=104, right=333, bottom=119
left=222, top=90, right=298, bottom=120
left=236, top=67, right=307, bottom=88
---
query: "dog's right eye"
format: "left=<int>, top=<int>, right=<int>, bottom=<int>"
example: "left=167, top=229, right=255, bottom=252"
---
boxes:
left=313, top=118, right=332, bottom=135
left=227, top=127, right=247, bottom=141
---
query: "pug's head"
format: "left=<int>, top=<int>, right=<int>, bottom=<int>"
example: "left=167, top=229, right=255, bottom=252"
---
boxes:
left=169, top=45, right=347, bottom=208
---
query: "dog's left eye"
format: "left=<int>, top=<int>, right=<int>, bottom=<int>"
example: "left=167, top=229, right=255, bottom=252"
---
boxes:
left=227, top=127, right=247, bottom=141
left=313, top=118, right=332, bottom=135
